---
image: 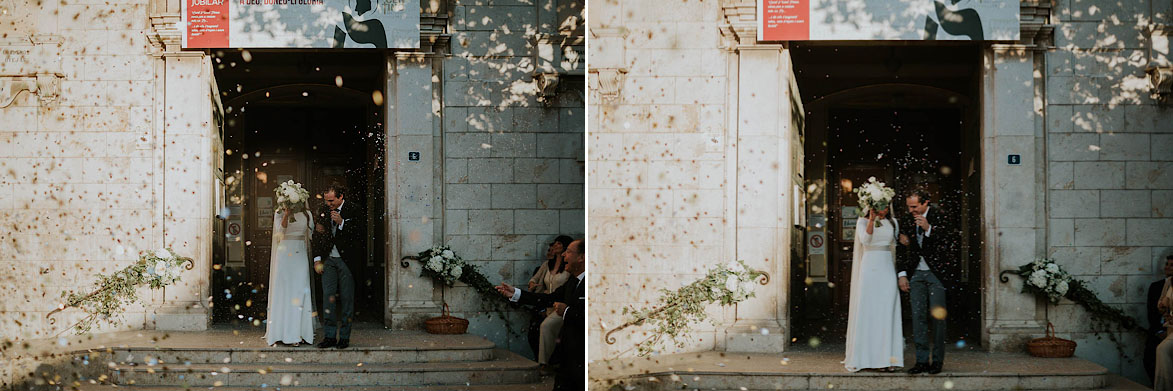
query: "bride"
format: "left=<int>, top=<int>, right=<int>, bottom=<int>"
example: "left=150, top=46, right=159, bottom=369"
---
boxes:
left=844, top=205, right=904, bottom=372
left=264, top=202, right=316, bottom=346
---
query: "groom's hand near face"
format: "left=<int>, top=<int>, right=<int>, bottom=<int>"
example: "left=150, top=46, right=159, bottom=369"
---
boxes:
left=914, top=215, right=930, bottom=231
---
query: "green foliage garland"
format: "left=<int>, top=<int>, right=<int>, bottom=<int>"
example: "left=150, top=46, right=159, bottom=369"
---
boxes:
left=1007, top=259, right=1141, bottom=358
left=52, top=248, right=192, bottom=334
left=618, top=260, right=765, bottom=357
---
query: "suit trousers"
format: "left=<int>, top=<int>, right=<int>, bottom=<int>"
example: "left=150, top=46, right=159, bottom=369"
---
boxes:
left=322, top=256, right=355, bottom=340
left=910, top=270, right=947, bottom=365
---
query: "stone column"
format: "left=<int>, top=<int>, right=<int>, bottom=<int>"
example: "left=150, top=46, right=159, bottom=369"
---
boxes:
left=386, top=52, right=443, bottom=329
left=154, top=52, right=214, bottom=331
left=982, top=45, right=1046, bottom=350
left=725, top=45, right=794, bottom=352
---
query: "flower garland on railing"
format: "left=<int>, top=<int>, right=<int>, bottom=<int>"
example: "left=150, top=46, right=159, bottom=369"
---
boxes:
left=48, top=248, right=193, bottom=335
left=1001, top=258, right=1141, bottom=356
left=605, top=260, right=768, bottom=357
left=404, top=245, right=518, bottom=335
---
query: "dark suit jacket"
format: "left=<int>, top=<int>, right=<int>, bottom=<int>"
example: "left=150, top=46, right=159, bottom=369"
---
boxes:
left=897, top=206, right=956, bottom=280
left=1146, top=278, right=1167, bottom=381
left=517, top=275, right=584, bottom=391
left=1150, top=279, right=1167, bottom=335
left=312, top=201, right=365, bottom=265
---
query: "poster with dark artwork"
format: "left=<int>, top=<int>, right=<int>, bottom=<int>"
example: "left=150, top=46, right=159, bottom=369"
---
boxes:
left=758, top=0, right=1019, bottom=41
left=183, top=0, right=419, bottom=48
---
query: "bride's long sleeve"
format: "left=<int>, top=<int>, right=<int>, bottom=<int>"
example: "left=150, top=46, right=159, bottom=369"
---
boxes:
left=855, top=217, right=872, bottom=245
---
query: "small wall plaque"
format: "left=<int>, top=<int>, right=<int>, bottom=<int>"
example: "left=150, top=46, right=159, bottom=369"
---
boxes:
left=1008, top=154, right=1021, bottom=165
left=408, top=152, right=420, bottom=161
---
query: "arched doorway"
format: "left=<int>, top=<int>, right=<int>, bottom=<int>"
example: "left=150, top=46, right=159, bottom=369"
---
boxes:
left=210, top=51, right=387, bottom=328
left=790, top=43, right=984, bottom=348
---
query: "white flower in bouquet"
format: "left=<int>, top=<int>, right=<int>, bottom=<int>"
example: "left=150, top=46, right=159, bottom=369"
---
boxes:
left=1055, top=280, right=1069, bottom=296
left=448, top=264, right=463, bottom=279
left=1028, top=270, right=1047, bottom=288
left=727, top=261, right=745, bottom=274
left=724, top=275, right=739, bottom=293
left=442, top=249, right=455, bottom=259
left=1045, top=263, right=1059, bottom=274
left=427, top=256, right=443, bottom=272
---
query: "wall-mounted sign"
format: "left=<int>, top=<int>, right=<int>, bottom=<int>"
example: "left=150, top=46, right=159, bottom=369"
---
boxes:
left=183, top=0, right=420, bottom=48
left=1008, top=154, right=1021, bottom=165
left=808, top=231, right=826, bottom=255
left=408, top=151, right=421, bottom=161
left=758, top=0, right=1020, bottom=41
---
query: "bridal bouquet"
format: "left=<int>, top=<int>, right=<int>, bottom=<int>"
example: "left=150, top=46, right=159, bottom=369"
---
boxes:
left=1016, top=258, right=1073, bottom=304
left=419, top=245, right=466, bottom=286
left=854, top=176, right=895, bottom=226
left=275, top=180, right=310, bottom=213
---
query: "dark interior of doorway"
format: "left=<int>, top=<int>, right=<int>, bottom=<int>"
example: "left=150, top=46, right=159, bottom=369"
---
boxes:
left=210, top=51, right=386, bottom=327
left=789, top=43, right=983, bottom=349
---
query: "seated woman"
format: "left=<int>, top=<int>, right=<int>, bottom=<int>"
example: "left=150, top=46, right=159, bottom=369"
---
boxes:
left=526, top=235, right=573, bottom=370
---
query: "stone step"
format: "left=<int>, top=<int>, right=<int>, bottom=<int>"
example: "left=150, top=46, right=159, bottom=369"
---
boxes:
left=604, top=371, right=1107, bottom=390
left=105, top=349, right=539, bottom=387
left=592, top=351, right=1114, bottom=391
left=74, top=380, right=554, bottom=391
left=86, top=344, right=495, bottom=365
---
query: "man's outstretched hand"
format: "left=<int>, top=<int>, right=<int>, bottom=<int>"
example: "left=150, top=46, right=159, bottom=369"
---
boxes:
left=495, top=282, right=515, bottom=298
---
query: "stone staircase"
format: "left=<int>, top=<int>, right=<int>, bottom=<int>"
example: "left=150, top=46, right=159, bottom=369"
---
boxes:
left=55, top=331, right=548, bottom=390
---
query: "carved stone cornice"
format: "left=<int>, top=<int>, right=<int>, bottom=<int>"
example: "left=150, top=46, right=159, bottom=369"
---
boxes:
left=719, top=0, right=756, bottom=50
left=419, top=13, right=450, bottom=54
left=1019, top=2, right=1054, bottom=50
left=148, top=13, right=184, bottom=54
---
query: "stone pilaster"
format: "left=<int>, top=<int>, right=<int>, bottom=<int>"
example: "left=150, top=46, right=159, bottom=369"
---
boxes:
left=387, top=51, right=444, bottom=329
left=725, top=45, right=795, bottom=353
left=982, top=44, right=1046, bottom=350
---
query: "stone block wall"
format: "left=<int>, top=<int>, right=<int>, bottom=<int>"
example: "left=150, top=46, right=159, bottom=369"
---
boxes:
left=0, top=0, right=167, bottom=342
left=587, top=0, right=733, bottom=361
left=442, top=0, right=586, bottom=355
left=1045, top=0, right=1173, bottom=384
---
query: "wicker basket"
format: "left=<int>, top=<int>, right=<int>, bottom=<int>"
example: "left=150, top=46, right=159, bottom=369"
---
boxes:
left=1026, top=322, right=1076, bottom=358
left=424, top=304, right=468, bottom=335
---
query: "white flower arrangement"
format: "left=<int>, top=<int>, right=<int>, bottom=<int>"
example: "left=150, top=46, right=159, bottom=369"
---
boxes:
left=1020, top=258, right=1073, bottom=303
left=274, top=180, right=310, bottom=213
left=854, top=177, right=896, bottom=221
left=421, top=245, right=466, bottom=286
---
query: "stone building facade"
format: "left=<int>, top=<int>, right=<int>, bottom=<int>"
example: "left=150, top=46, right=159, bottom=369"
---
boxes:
left=0, top=0, right=584, bottom=370
left=588, top=0, right=1172, bottom=385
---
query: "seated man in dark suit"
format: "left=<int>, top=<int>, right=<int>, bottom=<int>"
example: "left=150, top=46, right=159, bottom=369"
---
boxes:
left=496, top=239, right=585, bottom=391
left=1148, top=255, right=1173, bottom=382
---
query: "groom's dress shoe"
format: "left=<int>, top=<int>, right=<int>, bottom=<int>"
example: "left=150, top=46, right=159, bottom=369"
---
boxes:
left=336, top=339, right=350, bottom=349
left=928, top=362, right=943, bottom=374
left=907, top=363, right=930, bottom=374
left=317, top=338, right=337, bottom=349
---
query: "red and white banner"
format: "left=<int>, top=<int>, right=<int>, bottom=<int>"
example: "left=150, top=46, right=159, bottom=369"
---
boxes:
left=183, top=0, right=420, bottom=48
left=757, top=0, right=1020, bottom=41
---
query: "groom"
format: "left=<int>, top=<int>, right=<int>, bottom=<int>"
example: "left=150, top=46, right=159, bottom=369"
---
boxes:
left=312, top=183, right=363, bottom=349
left=898, top=187, right=953, bottom=374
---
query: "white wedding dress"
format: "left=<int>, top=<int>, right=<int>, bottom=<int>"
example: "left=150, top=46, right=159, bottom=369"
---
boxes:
left=264, top=210, right=316, bottom=346
left=843, top=216, right=904, bottom=372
